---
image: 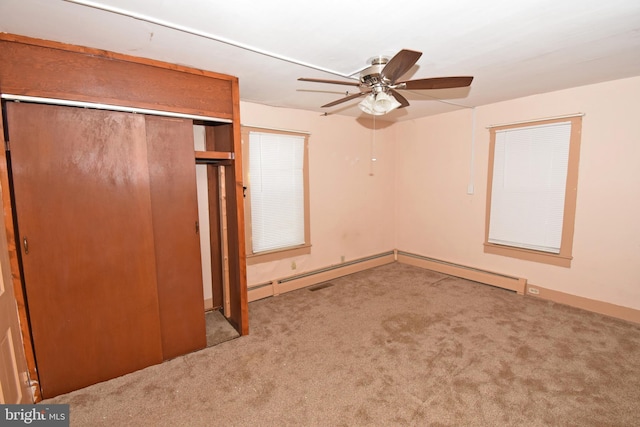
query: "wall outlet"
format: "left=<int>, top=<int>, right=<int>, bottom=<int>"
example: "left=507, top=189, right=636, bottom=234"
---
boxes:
left=291, top=261, right=296, bottom=270
left=528, top=287, right=540, bottom=295
left=340, top=255, right=345, bottom=263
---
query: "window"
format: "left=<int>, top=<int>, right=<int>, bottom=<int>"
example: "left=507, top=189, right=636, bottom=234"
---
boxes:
left=242, top=126, right=310, bottom=264
left=484, top=116, right=582, bottom=267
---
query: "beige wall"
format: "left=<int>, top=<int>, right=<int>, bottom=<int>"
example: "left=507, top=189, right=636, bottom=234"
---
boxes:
left=239, top=102, right=396, bottom=287
left=395, top=76, right=640, bottom=310
left=240, top=76, right=640, bottom=312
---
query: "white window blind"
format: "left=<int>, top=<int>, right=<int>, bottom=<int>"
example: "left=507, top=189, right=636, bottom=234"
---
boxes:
left=249, top=131, right=305, bottom=253
left=488, top=121, right=571, bottom=253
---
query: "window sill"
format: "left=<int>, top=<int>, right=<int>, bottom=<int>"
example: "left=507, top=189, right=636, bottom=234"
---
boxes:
left=246, top=244, right=311, bottom=265
left=483, top=243, right=572, bottom=268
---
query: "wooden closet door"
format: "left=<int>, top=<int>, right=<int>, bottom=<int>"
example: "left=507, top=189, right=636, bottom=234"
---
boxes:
left=7, top=102, right=163, bottom=398
left=145, top=116, right=206, bottom=359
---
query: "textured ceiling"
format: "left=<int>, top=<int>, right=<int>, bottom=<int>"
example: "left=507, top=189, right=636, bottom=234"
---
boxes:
left=1, top=0, right=640, bottom=121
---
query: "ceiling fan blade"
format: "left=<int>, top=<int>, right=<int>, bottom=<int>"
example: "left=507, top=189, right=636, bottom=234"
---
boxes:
left=398, top=76, right=474, bottom=90
left=381, top=49, right=422, bottom=84
left=298, top=77, right=361, bottom=87
left=389, top=89, right=410, bottom=108
left=322, top=90, right=370, bottom=108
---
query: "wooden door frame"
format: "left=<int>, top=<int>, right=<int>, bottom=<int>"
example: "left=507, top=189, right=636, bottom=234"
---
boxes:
left=0, top=116, right=33, bottom=403
left=0, top=34, right=248, bottom=401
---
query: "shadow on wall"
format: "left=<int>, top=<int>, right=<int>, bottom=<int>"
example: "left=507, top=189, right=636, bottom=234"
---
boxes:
left=355, top=116, right=395, bottom=130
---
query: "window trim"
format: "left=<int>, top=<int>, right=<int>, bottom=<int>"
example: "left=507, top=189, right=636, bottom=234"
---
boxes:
left=241, top=126, right=311, bottom=265
left=484, top=116, right=582, bottom=267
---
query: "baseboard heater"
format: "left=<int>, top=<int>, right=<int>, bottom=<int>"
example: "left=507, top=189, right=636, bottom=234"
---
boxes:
left=396, top=251, right=527, bottom=295
left=247, top=251, right=396, bottom=302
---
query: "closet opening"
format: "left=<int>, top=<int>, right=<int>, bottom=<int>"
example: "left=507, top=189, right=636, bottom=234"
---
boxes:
left=193, top=122, right=239, bottom=347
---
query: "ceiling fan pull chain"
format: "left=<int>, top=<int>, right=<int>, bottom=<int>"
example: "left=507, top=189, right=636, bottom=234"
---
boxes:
left=370, top=115, right=376, bottom=176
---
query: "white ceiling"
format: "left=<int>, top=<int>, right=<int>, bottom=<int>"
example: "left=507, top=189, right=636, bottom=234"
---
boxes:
left=1, top=0, right=640, bottom=122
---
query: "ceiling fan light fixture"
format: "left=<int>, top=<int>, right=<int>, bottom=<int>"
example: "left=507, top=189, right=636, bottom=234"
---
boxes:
left=358, top=93, right=382, bottom=115
left=358, top=92, right=401, bottom=115
left=373, top=91, right=401, bottom=114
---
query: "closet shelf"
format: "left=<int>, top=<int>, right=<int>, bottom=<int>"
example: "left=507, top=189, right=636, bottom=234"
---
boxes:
left=194, top=150, right=234, bottom=161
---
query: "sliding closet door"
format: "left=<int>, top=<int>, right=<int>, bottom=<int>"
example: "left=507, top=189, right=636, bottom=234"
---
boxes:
left=145, top=116, right=206, bottom=360
left=7, top=102, right=164, bottom=398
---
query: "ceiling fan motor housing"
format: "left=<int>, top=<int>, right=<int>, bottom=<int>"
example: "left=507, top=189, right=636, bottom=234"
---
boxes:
left=360, top=56, right=391, bottom=91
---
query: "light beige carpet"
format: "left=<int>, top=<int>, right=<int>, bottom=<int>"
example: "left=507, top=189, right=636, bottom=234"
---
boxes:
left=43, top=263, right=640, bottom=426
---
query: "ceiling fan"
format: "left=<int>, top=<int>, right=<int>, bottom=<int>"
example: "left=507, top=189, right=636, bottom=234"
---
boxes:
left=299, top=49, right=473, bottom=115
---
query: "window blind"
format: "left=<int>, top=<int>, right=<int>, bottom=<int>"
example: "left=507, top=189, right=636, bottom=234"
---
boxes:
left=488, top=121, right=571, bottom=253
left=249, top=131, right=305, bottom=253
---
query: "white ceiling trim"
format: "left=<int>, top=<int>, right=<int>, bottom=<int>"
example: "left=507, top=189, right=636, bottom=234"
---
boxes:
left=64, top=0, right=364, bottom=80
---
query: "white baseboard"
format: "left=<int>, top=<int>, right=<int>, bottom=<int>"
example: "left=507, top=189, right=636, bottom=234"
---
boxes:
left=247, top=251, right=395, bottom=302
left=396, top=251, right=527, bottom=294
left=525, top=283, right=640, bottom=324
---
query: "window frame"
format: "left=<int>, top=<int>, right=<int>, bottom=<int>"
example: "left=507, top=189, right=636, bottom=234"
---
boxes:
left=241, top=126, right=311, bottom=265
left=484, top=116, right=582, bottom=267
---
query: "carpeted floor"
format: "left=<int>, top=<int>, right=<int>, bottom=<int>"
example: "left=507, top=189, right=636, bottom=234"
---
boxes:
left=205, top=309, right=240, bottom=348
left=43, top=263, right=640, bottom=426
